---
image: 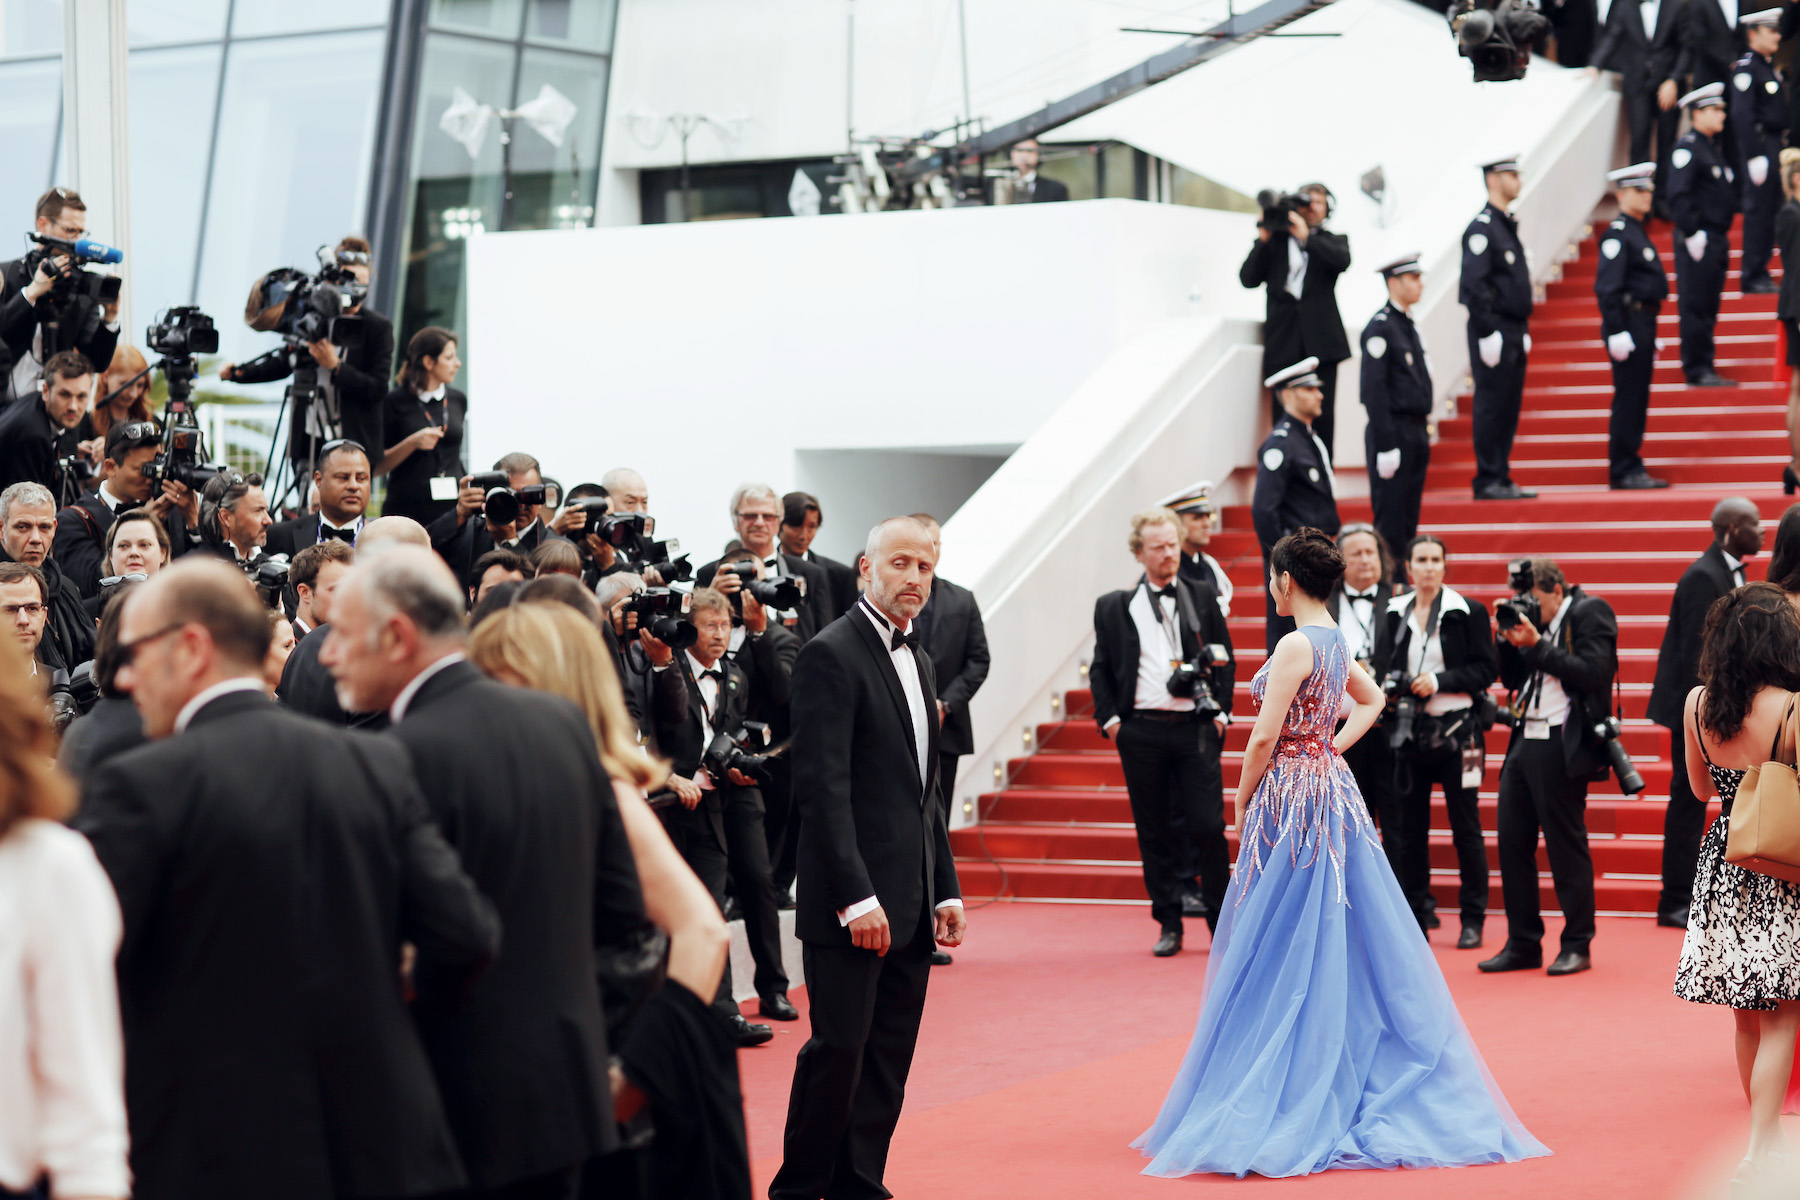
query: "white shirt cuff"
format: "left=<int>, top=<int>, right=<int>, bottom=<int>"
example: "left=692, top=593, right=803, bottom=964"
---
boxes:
left=838, top=895, right=881, bottom=925
left=935, top=899, right=963, bottom=910
left=1103, top=716, right=1121, bottom=731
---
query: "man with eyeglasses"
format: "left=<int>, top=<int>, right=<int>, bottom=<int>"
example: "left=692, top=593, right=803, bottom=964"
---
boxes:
left=0, top=187, right=121, bottom=405
left=54, top=419, right=197, bottom=598
left=0, top=480, right=92, bottom=670
left=697, top=483, right=832, bottom=642
left=0, top=349, right=94, bottom=499
left=266, top=440, right=370, bottom=558
left=0, top=561, right=52, bottom=672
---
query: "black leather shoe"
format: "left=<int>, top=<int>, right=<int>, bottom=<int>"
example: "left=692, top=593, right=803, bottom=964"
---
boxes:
left=1152, top=929, right=1183, bottom=957
left=722, top=897, right=743, bottom=923
left=1547, top=951, right=1592, bottom=976
left=1424, top=910, right=1442, bottom=930
left=1458, top=924, right=1484, bottom=950
left=1610, top=471, right=1671, bottom=490
left=1657, top=907, right=1690, bottom=929
left=1744, top=277, right=1779, bottom=294
left=1686, top=370, right=1739, bottom=387
left=1181, top=892, right=1211, bottom=919
left=930, top=950, right=953, bottom=966
left=1473, top=482, right=1538, bottom=501
left=731, top=1015, right=775, bottom=1047
left=759, top=993, right=799, bottom=1021
left=1478, top=946, right=1542, bottom=973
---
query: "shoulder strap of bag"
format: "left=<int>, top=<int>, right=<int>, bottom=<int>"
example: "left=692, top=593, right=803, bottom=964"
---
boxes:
left=1778, top=693, right=1800, bottom=767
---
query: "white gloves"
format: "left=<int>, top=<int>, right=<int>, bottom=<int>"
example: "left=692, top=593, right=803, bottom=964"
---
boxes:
left=1375, top=449, right=1401, bottom=480
left=1523, top=333, right=1532, bottom=355
left=1684, top=230, right=1708, bottom=261
left=1751, top=156, right=1770, bottom=187
left=1478, top=329, right=1504, bottom=367
left=1607, top=330, right=1636, bottom=361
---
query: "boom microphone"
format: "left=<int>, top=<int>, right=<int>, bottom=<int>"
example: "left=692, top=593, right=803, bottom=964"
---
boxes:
left=29, top=233, right=123, bottom=264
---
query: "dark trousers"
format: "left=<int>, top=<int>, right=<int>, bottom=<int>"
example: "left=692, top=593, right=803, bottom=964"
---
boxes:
left=1496, top=732, right=1596, bottom=955
left=1114, top=714, right=1230, bottom=932
left=433, top=1165, right=582, bottom=1200
left=1676, top=230, right=1728, bottom=376
left=936, top=751, right=961, bottom=826
left=1625, top=86, right=1681, bottom=204
left=1342, top=730, right=1403, bottom=873
left=1366, top=415, right=1430, bottom=557
left=1549, top=0, right=1595, bottom=65
left=665, top=804, right=742, bottom=1019
left=770, top=919, right=932, bottom=1200
left=1608, top=306, right=1659, bottom=481
left=1468, top=325, right=1529, bottom=492
left=1658, top=724, right=1710, bottom=915
left=764, top=757, right=800, bottom=896
left=1398, top=740, right=1490, bottom=926
left=1263, top=551, right=1294, bottom=653
left=1743, top=149, right=1783, bottom=285
left=669, top=790, right=790, bottom=1015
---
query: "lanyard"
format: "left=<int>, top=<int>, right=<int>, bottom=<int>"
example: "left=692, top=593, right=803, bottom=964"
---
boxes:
left=1402, top=589, right=1444, bottom=679
left=1143, top=581, right=1186, bottom=663
left=1340, top=589, right=1376, bottom=656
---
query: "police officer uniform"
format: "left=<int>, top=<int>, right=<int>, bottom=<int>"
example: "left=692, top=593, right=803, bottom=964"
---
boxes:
left=1360, top=253, right=1433, bottom=558
left=1159, top=480, right=1234, bottom=619
left=1460, top=156, right=1538, bottom=501
left=1596, top=163, right=1672, bottom=489
left=1730, top=9, right=1787, bottom=292
left=1667, top=83, right=1741, bottom=386
left=1252, top=357, right=1341, bottom=651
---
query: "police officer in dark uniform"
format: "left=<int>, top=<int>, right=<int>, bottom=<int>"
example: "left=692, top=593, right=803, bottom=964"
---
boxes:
left=1596, top=163, right=1672, bottom=489
left=1668, top=82, right=1741, bottom=387
left=1252, top=357, right=1340, bottom=651
left=1360, top=253, right=1433, bottom=558
left=1461, top=155, right=1538, bottom=501
left=1159, top=480, right=1234, bottom=618
left=1731, top=9, right=1787, bottom=293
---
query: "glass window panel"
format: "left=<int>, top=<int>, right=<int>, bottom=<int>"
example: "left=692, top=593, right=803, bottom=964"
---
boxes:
left=525, top=0, right=613, bottom=52
left=126, top=44, right=221, bottom=325
left=429, top=0, right=525, bottom=39
left=1101, top=142, right=1134, bottom=199
left=0, top=58, right=60, bottom=231
left=1170, top=165, right=1256, bottom=213
left=507, top=46, right=603, bottom=228
left=230, top=0, right=392, bottom=38
left=193, top=30, right=385, bottom=371
left=1039, top=145, right=1096, bottom=202
left=0, top=0, right=62, bottom=57
left=127, top=0, right=228, bottom=47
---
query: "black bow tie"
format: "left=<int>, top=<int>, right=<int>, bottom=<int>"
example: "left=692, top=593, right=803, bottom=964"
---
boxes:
left=700, top=668, right=724, bottom=684
left=319, top=524, right=356, bottom=544
left=1346, top=588, right=1378, bottom=602
left=1152, top=585, right=1179, bottom=600
left=890, top=627, right=920, bottom=652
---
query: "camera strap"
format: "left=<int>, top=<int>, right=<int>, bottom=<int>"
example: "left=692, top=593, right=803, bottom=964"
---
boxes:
left=1142, top=579, right=1191, bottom=664
left=1400, top=590, right=1444, bottom=681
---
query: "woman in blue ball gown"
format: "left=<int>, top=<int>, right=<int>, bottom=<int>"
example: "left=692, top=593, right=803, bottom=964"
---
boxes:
left=1134, top=528, right=1550, bottom=1179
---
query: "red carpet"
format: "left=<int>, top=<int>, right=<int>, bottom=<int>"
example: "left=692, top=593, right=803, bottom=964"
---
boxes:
left=738, top=902, right=1775, bottom=1197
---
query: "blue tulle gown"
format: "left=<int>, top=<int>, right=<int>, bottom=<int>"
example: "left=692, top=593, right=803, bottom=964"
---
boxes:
left=1133, top=624, right=1550, bottom=1179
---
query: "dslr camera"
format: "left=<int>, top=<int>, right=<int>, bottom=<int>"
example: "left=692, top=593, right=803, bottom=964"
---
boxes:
left=1382, top=669, right=1421, bottom=750
left=1167, top=643, right=1230, bottom=720
left=466, top=470, right=547, bottom=528
left=620, top=587, right=697, bottom=650
left=703, top=721, right=775, bottom=787
left=1591, top=714, right=1645, bottom=795
left=1493, top=559, right=1538, bottom=632
left=718, top=561, right=807, bottom=612
left=1255, top=188, right=1311, bottom=234
left=244, top=553, right=291, bottom=610
left=1448, top=0, right=1552, bottom=82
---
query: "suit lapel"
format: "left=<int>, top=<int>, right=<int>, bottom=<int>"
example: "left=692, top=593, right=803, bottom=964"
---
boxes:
left=850, top=607, right=923, bottom=783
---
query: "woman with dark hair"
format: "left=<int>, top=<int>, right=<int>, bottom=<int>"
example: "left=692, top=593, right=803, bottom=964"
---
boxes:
left=378, top=327, right=465, bottom=526
left=1674, top=581, right=1800, bottom=1187
left=1371, top=533, right=1498, bottom=947
left=1766, top=502, right=1800, bottom=598
left=1136, top=528, right=1547, bottom=1179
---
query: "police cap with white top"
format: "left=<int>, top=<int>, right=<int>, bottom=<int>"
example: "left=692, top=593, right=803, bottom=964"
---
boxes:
left=1480, top=155, right=1521, bottom=175
left=1157, top=481, right=1216, bottom=516
left=1739, top=8, right=1781, bottom=26
left=1376, top=253, right=1423, bottom=278
left=1266, top=357, right=1323, bottom=392
left=1679, top=81, right=1726, bottom=108
left=1606, top=162, right=1656, bottom=190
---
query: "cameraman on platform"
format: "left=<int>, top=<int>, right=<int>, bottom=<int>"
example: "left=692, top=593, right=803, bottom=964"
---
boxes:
left=53, top=420, right=198, bottom=597
left=1480, top=558, right=1618, bottom=978
left=0, top=188, right=120, bottom=404
left=0, top=349, right=93, bottom=498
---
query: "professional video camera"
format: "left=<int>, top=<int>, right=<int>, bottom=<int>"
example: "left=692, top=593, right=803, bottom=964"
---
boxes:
left=245, top=247, right=366, bottom=349
left=620, top=587, right=697, bottom=650
left=22, top=232, right=122, bottom=352
left=718, top=560, right=808, bottom=611
left=1447, top=0, right=1551, bottom=83
left=466, top=470, right=547, bottom=527
left=1493, top=559, right=1538, bottom=632
left=703, top=721, right=775, bottom=787
left=1167, top=643, right=1230, bottom=720
left=143, top=307, right=230, bottom=494
left=1255, top=189, right=1311, bottom=234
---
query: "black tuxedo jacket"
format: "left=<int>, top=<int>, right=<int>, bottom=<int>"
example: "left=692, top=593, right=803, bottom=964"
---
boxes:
left=75, top=690, right=500, bottom=1200
left=805, top=547, right=860, bottom=619
left=1370, top=586, right=1497, bottom=697
left=790, top=604, right=959, bottom=946
left=277, top=622, right=389, bottom=729
left=386, top=660, right=645, bottom=1185
left=266, top=511, right=361, bottom=558
left=1329, top=577, right=1403, bottom=665
left=1780, top=201, right=1800, bottom=321
left=231, top=309, right=395, bottom=460
left=657, top=651, right=758, bottom=847
left=427, top=510, right=561, bottom=587
left=56, top=693, right=143, bottom=786
left=1648, top=542, right=1738, bottom=729
left=0, top=397, right=68, bottom=493
left=1088, top=575, right=1237, bottom=731
left=1592, top=0, right=1683, bottom=92
left=1497, top=587, right=1621, bottom=778
left=732, top=621, right=798, bottom=732
left=54, top=487, right=194, bottom=598
left=1239, top=226, right=1352, bottom=376
left=1676, top=0, right=1742, bottom=86
left=914, top=576, right=990, bottom=757
left=697, top=552, right=834, bottom=641
left=0, top=256, right=119, bottom=405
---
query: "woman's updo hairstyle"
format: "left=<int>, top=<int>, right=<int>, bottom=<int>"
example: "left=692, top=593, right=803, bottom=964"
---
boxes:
left=1270, top=527, right=1344, bottom=601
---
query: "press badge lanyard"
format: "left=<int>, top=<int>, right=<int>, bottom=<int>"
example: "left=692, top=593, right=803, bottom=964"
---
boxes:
left=1519, top=598, right=1571, bottom=741
left=419, top=391, right=459, bottom=502
left=1401, top=591, right=1444, bottom=682
left=1144, top=580, right=1186, bottom=668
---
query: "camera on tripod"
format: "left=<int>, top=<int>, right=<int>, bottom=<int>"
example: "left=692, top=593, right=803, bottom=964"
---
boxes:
left=143, top=307, right=229, bottom=494
left=466, top=470, right=546, bottom=527
left=1167, top=643, right=1230, bottom=719
left=718, top=561, right=808, bottom=611
left=1493, top=559, right=1538, bottom=631
left=245, top=249, right=366, bottom=350
left=148, top=305, right=219, bottom=358
left=1448, top=0, right=1551, bottom=82
left=620, top=587, right=697, bottom=650
left=1255, top=189, right=1311, bottom=234
left=703, top=721, right=775, bottom=787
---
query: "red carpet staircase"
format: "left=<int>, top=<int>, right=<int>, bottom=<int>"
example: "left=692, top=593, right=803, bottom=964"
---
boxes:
left=954, top=219, right=1793, bottom=918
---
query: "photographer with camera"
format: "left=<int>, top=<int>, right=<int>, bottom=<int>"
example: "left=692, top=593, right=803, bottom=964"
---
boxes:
left=1730, top=11, right=1787, bottom=294
left=54, top=419, right=198, bottom=598
left=1448, top=0, right=1554, bottom=81
left=698, top=484, right=832, bottom=641
left=1371, top=535, right=1498, bottom=948
left=596, top=570, right=691, bottom=750
left=779, top=490, right=858, bottom=620
left=430, top=452, right=561, bottom=585
left=1090, top=509, right=1235, bottom=958
left=651, top=586, right=789, bottom=1043
left=0, top=481, right=92, bottom=672
left=1239, top=183, right=1351, bottom=457
left=380, top=326, right=465, bottom=527
left=1480, top=558, right=1620, bottom=977
left=0, top=349, right=94, bottom=500
left=0, top=188, right=120, bottom=404
left=1253, top=359, right=1341, bottom=652
left=266, top=439, right=369, bottom=557
left=1596, top=163, right=1672, bottom=490
left=1462, top=156, right=1537, bottom=502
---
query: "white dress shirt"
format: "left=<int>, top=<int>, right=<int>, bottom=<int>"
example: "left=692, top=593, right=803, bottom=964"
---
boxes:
left=0, top=820, right=129, bottom=1198
left=840, top=599, right=961, bottom=927
left=173, top=676, right=267, bottom=734
left=1128, top=582, right=1194, bottom=716
left=1406, top=597, right=1475, bottom=717
left=1523, top=595, right=1575, bottom=728
left=686, top=649, right=726, bottom=788
left=390, top=652, right=466, bottom=722
left=96, top=481, right=127, bottom=514
left=1338, top=585, right=1380, bottom=662
left=1640, top=0, right=1661, bottom=36
left=1285, top=236, right=1308, bottom=299
left=1723, top=549, right=1746, bottom=589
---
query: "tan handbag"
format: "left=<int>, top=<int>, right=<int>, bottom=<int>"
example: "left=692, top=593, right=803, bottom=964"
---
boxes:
left=1726, top=694, right=1800, bottom=884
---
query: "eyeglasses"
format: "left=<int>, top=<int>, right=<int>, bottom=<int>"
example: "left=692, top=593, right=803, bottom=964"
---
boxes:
left=735, top=511, right=780, bottom=524
left=115, top=622, right=186, bottom=666
left=1, top=603, right=44, bottom=619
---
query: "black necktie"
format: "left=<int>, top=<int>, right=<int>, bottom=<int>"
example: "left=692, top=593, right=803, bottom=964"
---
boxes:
left=891, top=628, right=920, bottom=652
left=319, top=524, right=356, bottom=544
